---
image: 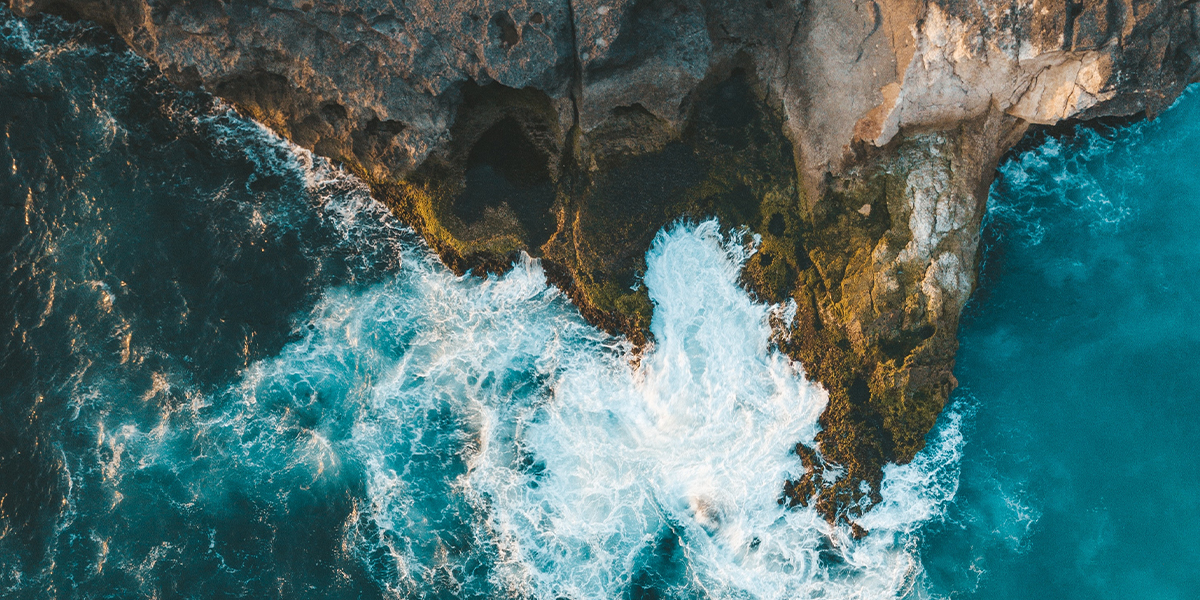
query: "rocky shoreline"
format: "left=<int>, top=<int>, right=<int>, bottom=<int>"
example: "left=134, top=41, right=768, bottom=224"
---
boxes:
left=12, top=0, right=1199, bottom=530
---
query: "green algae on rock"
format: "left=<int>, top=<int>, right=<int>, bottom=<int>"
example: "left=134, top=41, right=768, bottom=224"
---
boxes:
left=23, top=0, right=1200, bottom=531
left=362, top=66, right=1016, bottom=526
left=776, top=112, right=1028, bottom=523
left=375, top=67, right=801, bottom=350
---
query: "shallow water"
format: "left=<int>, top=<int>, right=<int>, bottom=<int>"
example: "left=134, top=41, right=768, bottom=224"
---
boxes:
left=2, top=10, right=1197, bottom=600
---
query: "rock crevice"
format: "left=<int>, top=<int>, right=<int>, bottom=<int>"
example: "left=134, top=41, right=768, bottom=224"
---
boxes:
left=13, top=0, right=1199, bottom=528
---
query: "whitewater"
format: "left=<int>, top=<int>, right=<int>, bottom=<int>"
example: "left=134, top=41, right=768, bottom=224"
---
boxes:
left=10, top=7, right=1200, bottom=599
left=0, top=11, right=969, bottom=599
left=204, top=142, right=967, bottom=599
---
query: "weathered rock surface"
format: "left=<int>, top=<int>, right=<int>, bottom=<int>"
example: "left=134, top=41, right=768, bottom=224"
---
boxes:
left=13, top=0, right=1200, bottom=527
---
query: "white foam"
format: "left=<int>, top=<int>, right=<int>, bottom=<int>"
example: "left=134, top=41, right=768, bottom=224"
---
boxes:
left=988, top=123, right=1148, bottom=248
left=0, top=16, right=968, bottom=595
left=158, top=99, right=970, bottom=599
left=235, top=199, right=968, bottom=597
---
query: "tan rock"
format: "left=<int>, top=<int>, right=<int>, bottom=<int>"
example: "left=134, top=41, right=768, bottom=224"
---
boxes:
left=21, top=0, right=1200, bottom=523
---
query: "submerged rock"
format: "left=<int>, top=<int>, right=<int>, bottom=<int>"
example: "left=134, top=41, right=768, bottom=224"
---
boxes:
left=15, top=0, right=1199, bottom=524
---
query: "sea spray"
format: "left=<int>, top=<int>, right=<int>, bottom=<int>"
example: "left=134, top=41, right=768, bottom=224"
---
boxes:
left=247, top=211, right=969, bottom=598
left=0, top=11, right=969, bottom=599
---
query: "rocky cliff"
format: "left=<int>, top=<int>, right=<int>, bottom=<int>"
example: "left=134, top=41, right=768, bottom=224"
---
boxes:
left=12, top=0, right=1199, bottom=530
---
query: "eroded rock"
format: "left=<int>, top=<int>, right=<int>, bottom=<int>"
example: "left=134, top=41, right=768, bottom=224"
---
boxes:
left=14, top=0, right=1199, bottom=528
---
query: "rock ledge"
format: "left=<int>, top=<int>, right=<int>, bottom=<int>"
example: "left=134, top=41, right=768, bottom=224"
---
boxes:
left=14, top=0, right=1199, bottom=527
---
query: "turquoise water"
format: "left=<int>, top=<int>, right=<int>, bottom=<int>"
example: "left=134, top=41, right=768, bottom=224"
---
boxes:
left=922, top=90, right=1200, bottom=598
left=3, top=9, right=1200, bottom=599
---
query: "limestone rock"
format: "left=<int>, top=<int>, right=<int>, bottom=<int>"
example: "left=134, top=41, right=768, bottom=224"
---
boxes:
left=15, top=0, right=1200, bottom=524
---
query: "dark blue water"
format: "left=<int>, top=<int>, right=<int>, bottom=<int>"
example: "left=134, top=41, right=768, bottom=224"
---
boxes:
left=1, top=14, right=952, bottom=599
left=4, top=9, right=1200, bottom=600
left=921, top=92, right=1200, bottom=598
left=0, top=13, right=406, bottom=598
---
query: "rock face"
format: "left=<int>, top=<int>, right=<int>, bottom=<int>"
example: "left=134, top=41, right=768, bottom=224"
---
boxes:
left=13, top=0, right=1200, bottom=527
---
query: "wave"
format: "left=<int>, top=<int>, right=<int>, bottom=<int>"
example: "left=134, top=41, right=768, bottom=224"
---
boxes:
left=237, top=204, right=970, bottom=597
left=0, top=10, right=970, bottom=598
left=981, top=87, right=1200, bottom=250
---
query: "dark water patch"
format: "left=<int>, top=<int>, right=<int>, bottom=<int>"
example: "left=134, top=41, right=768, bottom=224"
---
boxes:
left=628, top=528, right=687, bottom=600
left=489, top=11, right=521, bottom=49
left=692, top=68, right=757, bottom=148
left=0, top=11, right=402, bottom=598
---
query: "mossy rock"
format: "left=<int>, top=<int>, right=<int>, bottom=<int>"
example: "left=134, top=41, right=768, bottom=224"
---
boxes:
left=365, top=69, right=960, bottom=530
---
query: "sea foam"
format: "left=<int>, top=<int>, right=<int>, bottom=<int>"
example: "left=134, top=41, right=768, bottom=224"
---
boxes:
left=233, top=164, right=969, bottom=598
left=0, top=17, right=967, bottom=590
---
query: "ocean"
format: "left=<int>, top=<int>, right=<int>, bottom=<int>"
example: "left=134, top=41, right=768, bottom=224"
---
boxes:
left=1, top=11, right=1196, bottom=600
left=919, top=88, right=1200, bottom=598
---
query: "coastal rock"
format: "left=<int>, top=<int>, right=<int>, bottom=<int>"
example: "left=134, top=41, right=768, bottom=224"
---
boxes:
left=14, top=0, right=1199, bottom=524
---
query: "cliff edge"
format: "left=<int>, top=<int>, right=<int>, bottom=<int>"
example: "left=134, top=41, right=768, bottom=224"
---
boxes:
left=13, top=0, right=1198, bottom=530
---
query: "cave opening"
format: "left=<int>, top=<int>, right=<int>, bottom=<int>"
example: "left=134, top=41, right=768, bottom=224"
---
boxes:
left=701, top=67, right=756, bottom=132
left=452, top=117, right=557, bottom=248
